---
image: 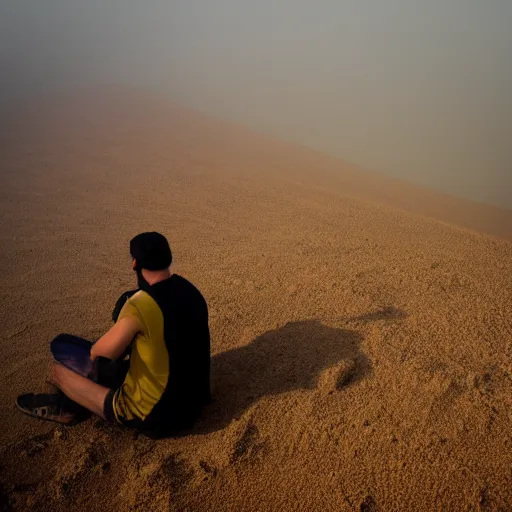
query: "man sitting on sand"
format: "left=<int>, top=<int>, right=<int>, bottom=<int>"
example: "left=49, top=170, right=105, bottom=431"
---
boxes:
left=16, top=232, right=211, bottom=438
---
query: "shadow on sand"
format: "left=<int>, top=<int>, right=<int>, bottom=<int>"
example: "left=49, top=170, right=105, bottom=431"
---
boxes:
left=196, top=307, right=406, bottom=434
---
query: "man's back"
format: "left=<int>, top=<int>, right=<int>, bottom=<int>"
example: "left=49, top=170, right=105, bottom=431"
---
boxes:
left=115, top=274, right=210, bottom=436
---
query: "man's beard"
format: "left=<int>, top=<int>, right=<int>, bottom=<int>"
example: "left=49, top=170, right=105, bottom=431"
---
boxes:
left=135, top=269, right=151, bottom=291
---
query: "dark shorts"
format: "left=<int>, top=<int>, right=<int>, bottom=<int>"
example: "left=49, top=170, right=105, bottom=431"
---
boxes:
left=104, top=382, right=200, bottom=437
left=102, top=389, right=150, bottom=432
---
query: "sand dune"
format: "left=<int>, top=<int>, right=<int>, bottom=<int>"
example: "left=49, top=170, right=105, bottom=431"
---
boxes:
left=0, top=90, right=511, bottom=511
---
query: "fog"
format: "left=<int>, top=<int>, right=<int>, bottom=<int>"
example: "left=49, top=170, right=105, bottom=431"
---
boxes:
left=1, top=1, right=511, bottom=208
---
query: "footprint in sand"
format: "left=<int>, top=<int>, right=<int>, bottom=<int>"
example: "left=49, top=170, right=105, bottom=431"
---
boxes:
left=120, top=453, right=196, bottom=511
left=317, top=359, right=358, bottom=394
left=15, top=432, right=54, bottom=458
left=147, top=453, right=195, bottom=494
left=359, top=495, right=377, bottom=511
left=230, top=419, right=266, bottom=464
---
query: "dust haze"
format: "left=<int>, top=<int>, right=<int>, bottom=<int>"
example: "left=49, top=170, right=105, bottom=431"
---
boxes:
left=1, top=0, right=511, bottom=208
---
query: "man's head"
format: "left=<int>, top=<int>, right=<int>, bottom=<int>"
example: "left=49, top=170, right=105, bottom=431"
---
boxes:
left=129, top=232, right=172, bottom=288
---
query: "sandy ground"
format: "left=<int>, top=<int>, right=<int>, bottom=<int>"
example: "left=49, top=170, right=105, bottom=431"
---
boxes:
left=0, top=90, right=511, bottom=511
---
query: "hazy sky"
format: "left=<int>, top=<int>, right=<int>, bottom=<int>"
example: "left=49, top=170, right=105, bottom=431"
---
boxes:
left=1, top=1, right=511, bottom=208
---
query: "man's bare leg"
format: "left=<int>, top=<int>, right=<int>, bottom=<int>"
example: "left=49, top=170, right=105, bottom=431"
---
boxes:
left=49, top=363, right=111, bottom=419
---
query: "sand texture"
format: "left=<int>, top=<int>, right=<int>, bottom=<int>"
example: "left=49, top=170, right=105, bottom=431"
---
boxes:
left=0, top=90, right=511, bottom=511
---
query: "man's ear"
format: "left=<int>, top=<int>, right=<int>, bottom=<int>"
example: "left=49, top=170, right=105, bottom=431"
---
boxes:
left=132, top=258, right=137, bottom=270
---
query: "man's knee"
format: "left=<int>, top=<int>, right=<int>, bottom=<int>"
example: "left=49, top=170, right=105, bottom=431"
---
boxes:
left=50, top=333, right=75, bottom=354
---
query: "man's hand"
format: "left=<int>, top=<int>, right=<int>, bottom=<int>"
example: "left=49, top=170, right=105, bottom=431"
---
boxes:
left=90, top=316, right=141, bottom=361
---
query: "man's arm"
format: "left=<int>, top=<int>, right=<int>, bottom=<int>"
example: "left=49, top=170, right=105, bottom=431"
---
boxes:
left=90, top=316, right=141, bottom=361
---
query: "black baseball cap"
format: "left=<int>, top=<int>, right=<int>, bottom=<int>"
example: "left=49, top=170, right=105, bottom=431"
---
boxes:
left=130, top=232, right=172, bottom=271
